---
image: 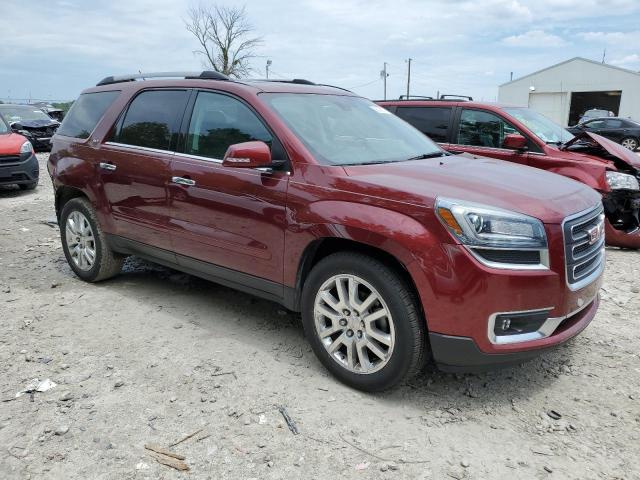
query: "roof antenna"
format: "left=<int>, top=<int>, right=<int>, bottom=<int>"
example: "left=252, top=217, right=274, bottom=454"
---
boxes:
left=602, top=49, right=606, bottom=64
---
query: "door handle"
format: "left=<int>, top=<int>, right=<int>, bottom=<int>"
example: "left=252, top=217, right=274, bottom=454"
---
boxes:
left=171, top=176, right=196, bottom=186
left=99, top=162, right=116, bottom=171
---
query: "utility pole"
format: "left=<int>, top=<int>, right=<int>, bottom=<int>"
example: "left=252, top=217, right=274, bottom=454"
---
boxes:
left=266, top=59, right=272, bottom=79
left=380, top=62, right=389, bottom=100
left=602, top=49, right=606, bottom=63
left=406, top=58, right=412, bottom=99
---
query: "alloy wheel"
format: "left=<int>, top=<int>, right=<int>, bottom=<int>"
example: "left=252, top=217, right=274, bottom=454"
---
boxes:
left=65, top=211, right=96, bottom=271
left=622, top=138, right=638, bottom=150
left=313, top=274, right=395, bottom=374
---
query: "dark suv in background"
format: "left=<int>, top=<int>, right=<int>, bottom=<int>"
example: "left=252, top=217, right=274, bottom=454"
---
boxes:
left=49, top=72, right=603, bottom=391
left=377, top=98, right=640, bottom=249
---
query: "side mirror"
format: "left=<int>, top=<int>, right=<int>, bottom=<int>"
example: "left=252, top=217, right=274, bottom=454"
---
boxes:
left=222, top=141, right=272, bottom=169
left=502, top=133, right=528, bottom=151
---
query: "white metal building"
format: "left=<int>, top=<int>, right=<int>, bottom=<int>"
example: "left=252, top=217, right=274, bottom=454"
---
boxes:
left=498, top=57, right=640, bottom=126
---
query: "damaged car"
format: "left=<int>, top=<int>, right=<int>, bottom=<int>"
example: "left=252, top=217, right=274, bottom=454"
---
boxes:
left=377, top=98, right=640, bottom=248
left=0, top=104, right=60, bottom=151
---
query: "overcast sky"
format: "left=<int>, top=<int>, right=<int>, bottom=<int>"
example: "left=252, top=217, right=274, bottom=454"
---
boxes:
left=2, top=0, right=640, bottom=103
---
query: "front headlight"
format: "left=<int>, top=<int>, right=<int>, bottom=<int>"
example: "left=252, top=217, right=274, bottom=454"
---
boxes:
left=436, top=197, right=548, bottom=268
left=606, top=171, right=639, bottom=190
left=19, top=141, right=33, bottom=160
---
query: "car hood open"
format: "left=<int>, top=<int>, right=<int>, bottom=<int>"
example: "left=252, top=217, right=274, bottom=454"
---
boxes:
left=561, top=131, right=640, bottom=170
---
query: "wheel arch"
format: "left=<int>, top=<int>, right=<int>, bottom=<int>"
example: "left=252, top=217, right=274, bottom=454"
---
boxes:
left=55, top=186, right=89, bottom=220
left=289, top=236, right=424, bottom=321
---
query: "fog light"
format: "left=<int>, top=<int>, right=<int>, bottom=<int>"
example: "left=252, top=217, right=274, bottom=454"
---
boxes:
left=493, top=310, right=550, bottom=337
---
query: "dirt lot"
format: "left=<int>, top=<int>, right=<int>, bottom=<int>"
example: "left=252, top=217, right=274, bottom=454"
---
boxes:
left=1, top=153, right=639, bottom=480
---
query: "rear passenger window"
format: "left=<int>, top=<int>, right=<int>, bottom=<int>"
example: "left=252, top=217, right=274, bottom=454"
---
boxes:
left=457, top=109, right=519, bottom=148
left=113, top=90, right=188, bottom=151
left=395, top=107, right=452, bottom=142
left=185, top=92, right=272, bottom=159
left=57, top=91, right=120, bottom=139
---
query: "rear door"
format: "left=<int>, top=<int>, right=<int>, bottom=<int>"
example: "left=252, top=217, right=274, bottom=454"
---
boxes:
left=394, top=106, right=453, bottom=148
left=449, top=108, right=530, bottom=166
left=100, top=89, right=190, bottom=251
left=168, top=90, right=288, bottom=285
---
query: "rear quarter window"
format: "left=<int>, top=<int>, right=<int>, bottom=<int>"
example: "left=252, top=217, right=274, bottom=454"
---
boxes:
left=395, top=107, right=452, bottom=142
left=57, top=91, right=120, bottom=139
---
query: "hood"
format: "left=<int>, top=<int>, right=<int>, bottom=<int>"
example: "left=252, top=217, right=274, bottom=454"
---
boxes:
left=0, top=133, right=29, bottom=155
left=562, top=132, right=640, bottom=170
left=12, top=119, right=59, bottom=129
left=343, top=154, right=601, bottom=224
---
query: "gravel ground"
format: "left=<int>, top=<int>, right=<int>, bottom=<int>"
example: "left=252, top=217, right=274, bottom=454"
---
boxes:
left=1, top=153, right=639, bottom=480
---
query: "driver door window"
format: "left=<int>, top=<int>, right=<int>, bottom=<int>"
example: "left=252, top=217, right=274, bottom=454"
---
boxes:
left=457, top=109, right=520, bottom=149
left=186, top=92, right=272, bottom=160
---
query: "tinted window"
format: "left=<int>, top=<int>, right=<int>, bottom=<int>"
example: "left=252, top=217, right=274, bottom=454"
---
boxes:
left=604, top=119, right=623, bottom=128
left=0, top=115, right=8, bottom=134
left=457, top=109, right=520, bottom=148
left=584, top=120, right=605, bottom=129
left=186, top=92, right=272, bottom=159
left=395, top=107, right=452, bottom=142
left=114, top=90, right=188, bottom=150
left=57, top=91, right=120, bottom=139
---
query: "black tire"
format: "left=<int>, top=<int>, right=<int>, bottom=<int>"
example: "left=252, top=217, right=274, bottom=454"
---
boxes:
left=301, top=252, right=427, bottom=392
left=18, top=182, right=37, bottom=191
left=59, top=197, right=124, bottom=282
left=620, top=137, right=638, bottom=151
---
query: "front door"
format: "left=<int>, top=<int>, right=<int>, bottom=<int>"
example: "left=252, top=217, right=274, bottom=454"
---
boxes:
left=100, top=89, right=190, bottom=251
left=168, top=90, right=288, bottom=285
left=450, top=108, right=530, bottom=166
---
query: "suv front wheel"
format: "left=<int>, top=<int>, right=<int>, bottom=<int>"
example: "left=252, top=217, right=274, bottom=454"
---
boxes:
left=301, top=252, right=426, bottom=392
left=60, top=197, right=124, bottom=282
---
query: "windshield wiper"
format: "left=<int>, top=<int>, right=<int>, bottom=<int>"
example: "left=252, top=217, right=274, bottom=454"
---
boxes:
left=405, top=151, right=448, bottom=161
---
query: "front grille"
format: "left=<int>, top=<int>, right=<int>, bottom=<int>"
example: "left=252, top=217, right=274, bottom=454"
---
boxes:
left=563, top=205, right=605, bottom=288
left=0, top=155, right=21, bottom=165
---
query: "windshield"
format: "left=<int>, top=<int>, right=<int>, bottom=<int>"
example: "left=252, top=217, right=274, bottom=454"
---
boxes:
left=0, top=105, right=52, bottom=123
left=0, top=115, right=8, bottom=134
left=262, top=93, right=442, bottom=165
left=503, top=107, right=574, bottom=145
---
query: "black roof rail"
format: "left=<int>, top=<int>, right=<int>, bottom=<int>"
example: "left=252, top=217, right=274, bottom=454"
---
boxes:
left=398, top=95, right=434, bottom=100
left=247, top=78, right=316, bottom=85
left=439, top=94, right=473, bottom=101
left=96, top=71, right=229, bottom=86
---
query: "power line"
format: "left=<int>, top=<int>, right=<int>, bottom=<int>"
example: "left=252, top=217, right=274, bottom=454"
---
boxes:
left=346, top=78, right=381, bottom=90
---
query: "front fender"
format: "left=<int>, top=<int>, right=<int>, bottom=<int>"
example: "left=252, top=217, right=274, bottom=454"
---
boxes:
left=284, top=199, right=456, bottom=321
left=546, top=166, right=607, bottom=192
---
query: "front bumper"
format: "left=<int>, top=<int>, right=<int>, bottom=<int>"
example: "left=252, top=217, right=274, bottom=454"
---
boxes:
left=0, top=153, right=39, bottom=186
left=430, top=295, right=599, bottom=372
left=405, top=217, right=603, bottom=371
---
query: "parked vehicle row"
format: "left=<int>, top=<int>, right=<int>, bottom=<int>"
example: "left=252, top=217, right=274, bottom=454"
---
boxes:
left=0, top=113, right=38, bottom=190
left=0, top=104, right=60, bottom=152
left=48, top=72, right=604, bottom=391
left=377, top=98, right=640, bottom=249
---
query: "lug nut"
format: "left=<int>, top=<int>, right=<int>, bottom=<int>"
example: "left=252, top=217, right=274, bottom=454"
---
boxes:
left=343, top=309, right=351, bottom=316
left=346, top=329, right=354, bottom=337
left=339, top=319, right=347, bottom=327
left=356, top=330, right=363, bottom=338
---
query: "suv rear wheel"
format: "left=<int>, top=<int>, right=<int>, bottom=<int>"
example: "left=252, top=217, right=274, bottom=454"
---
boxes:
left=60, top=197, right=124, bottom=282
left=301, top=252, right=426, bottom=392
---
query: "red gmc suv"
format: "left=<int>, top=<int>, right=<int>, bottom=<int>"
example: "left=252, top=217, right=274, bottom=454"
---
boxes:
left=377, top=98, right=640, bottom=249
left=49, top=73, right=604, bottom=391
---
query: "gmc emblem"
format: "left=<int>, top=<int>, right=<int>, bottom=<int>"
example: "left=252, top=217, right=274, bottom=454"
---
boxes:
left=587, top=223, right=603, bottom=245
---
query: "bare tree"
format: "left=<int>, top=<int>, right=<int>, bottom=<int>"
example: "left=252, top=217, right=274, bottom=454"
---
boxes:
left=185, top=4, right=262, bottom=78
